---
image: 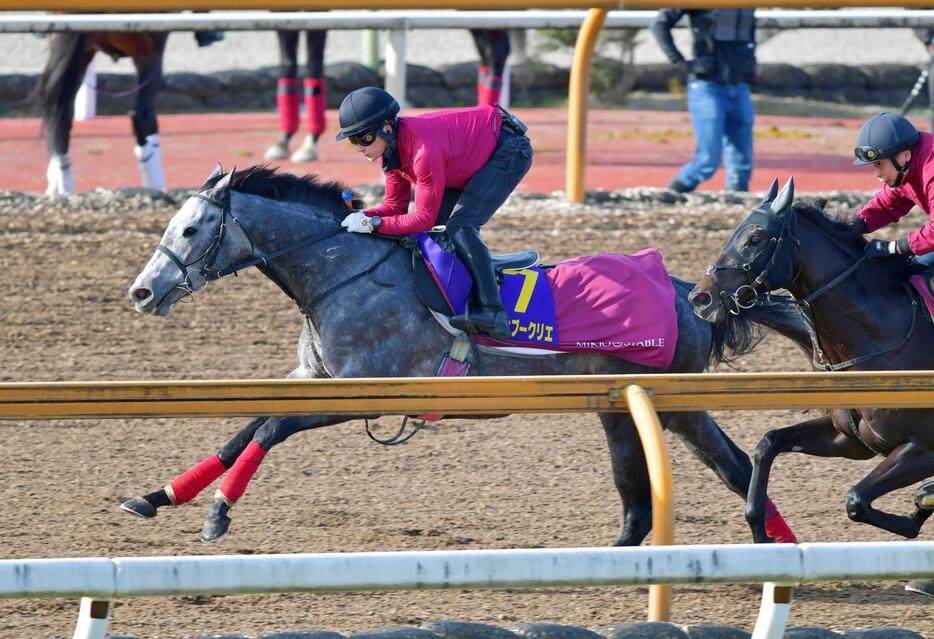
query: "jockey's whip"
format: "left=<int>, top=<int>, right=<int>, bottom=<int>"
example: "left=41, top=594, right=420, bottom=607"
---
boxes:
left=900, top=66, right=929, bottom=116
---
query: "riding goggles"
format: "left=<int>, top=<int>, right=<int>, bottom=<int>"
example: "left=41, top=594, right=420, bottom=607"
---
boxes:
left=348, top=132, right=378, bottom=147
left=853, top=145, right=886, bottom=164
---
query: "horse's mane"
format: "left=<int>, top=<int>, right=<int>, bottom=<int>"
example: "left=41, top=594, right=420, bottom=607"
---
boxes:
left=791, top=198, right=866, bottom=253
left=792, top=197, right=913, bottom=280
left=212, top=165, right=355, bottom=218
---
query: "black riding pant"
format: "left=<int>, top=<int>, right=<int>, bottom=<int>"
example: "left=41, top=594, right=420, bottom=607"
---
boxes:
left=438, top=126, right=532, bottom=235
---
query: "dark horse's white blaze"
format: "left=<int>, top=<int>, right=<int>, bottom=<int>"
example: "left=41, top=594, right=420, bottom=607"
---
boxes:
left=124, top=165, right=808, bottom=544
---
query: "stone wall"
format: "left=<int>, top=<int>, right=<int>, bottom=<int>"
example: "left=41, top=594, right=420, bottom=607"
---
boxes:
left=0, top=60, right=928, bottom=117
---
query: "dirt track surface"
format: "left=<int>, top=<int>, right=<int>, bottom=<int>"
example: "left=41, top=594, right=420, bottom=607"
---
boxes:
left=0, top=187, right=930, bottom=638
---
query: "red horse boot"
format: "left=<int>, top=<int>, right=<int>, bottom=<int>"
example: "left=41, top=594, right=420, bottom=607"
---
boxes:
left=121, top=454, right=226, bottom=519
left=265, top=78, right=300, bottom=160
left=764, top=498, right=797, bottom=543
left=201, top=441, right=267, bottom=543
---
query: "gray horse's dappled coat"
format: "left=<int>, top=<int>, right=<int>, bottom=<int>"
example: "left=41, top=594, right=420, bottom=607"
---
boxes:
left=126, top=165, right=812, bottom=544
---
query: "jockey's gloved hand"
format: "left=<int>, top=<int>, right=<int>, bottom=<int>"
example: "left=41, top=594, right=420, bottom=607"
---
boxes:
left=864, top=238, right=912, bottom=260
left=341, top=211, right=373, bottom=234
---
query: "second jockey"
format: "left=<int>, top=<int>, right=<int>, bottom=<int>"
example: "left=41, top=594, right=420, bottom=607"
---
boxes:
left=849, top=112, right=934, bottom=268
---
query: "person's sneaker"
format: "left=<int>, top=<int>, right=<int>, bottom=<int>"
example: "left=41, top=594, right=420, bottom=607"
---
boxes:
left=290, top=135, right=318, bottom=162
left=905, top=579, right=934, bottom=596
left=667, top=178, right=694, bottom=193
left=263, top=140, right=289, bottom=161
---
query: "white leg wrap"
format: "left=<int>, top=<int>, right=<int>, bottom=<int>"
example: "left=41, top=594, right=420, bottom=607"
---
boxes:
left=134, top=133, right=166, bottom=190
left=46, top=153, right=75, bottom=195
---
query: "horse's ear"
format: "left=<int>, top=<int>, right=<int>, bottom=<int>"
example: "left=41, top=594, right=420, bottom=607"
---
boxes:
left=771, top=177, right=795, bottom=214
left=760, top=178, right=779, bottom=209
left=200, top=163, right=224, bottom=189
left=211, top=167, right=234, bottom=195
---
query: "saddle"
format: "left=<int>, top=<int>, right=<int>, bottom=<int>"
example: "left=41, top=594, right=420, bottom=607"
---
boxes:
left=406, top=231, right=539, bottom=317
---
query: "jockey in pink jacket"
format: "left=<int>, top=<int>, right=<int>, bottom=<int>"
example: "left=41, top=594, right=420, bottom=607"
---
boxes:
left=336, top=87, right=533, bottom=342
left=851, top=112, right=934, bottom=265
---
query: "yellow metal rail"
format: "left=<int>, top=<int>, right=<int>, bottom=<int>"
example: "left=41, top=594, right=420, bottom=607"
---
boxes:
left=1, top=1, right=931, bottom=8
left=625, top=384, right=674, bottom=621
left=3, top=371, right=933, bottom=420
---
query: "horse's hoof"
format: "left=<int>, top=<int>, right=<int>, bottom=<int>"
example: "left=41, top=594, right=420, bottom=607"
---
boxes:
left=120, top=496, right=157, bottom=519
left=914, top=480, right=934, bottom=511
left=263, top=141, right=288, bottom=161
left=290, top=136, right=318, bottom=162
left=201, top=499, right=231, bottom=543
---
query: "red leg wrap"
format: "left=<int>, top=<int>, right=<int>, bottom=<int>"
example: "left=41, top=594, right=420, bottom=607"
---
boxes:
left=277, top=78, right=300, bottom=136
left=168, top=455, right=226, bottom=505
left=217, top=441, right=267, bottom=504
left=477, top=74, right=502, bottom=107
left=764, top=498, right=798, bottom=544
left=304, top=78, right=326, bottom=137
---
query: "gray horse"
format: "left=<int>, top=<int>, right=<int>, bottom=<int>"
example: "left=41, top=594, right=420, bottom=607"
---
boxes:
left=123, top=165, right=808, bottom=544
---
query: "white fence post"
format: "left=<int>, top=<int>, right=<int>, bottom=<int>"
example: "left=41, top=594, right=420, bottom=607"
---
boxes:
left=385, top=28, right=407, bottom=109
left=72, top=597, right=110, bottom=639
left=751, top=582, right=793, bottom=639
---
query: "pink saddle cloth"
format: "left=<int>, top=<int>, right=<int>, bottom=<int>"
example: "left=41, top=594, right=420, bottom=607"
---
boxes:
left=480, top=249, right=679, bottom=369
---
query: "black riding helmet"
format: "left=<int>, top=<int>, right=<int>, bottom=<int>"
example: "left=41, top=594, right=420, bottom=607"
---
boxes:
left=853, top=112, right=920, bottom=187
left=854, top=112, right=920, bottom=165
left=335, top=87, right=401, bottom=141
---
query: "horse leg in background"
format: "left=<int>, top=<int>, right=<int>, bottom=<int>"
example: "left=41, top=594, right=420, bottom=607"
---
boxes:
left=130, top=34, right=168, bottom=190
left=747, top=414, right=874, bottom=543
left=667, top=411, right=797, bottom=543
left=120, top=416, right=267, bottom=518
left=600, top=413, right=653, bottom=546
left=290, top=29, right=327, bottom=163
left=37, top=33, right=93, bottom=195
left=471, top=29, right=510, bottom=107
left=264, top=31, right=300, bottom=160
left=201, top=413, right=350, bottom=543
left=845, top=441, right=934, bottom=538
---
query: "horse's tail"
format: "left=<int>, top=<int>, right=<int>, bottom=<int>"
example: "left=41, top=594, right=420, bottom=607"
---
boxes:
left=708, top=299, right=813, bottom=368
left=36, top=33, right=88, bottom=132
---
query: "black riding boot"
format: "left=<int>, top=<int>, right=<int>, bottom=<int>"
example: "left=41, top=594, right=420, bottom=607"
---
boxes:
left=449, top=226, right=511, bottom=342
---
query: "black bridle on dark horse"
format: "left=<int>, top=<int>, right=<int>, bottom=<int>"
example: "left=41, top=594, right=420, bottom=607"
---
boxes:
left=704, top=204, right=918, bottom=372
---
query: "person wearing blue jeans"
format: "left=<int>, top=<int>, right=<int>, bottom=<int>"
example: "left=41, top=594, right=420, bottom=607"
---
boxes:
left=651, top=8, right=756, bottom=192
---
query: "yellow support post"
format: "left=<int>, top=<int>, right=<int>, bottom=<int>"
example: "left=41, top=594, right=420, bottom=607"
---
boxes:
left=625, top=384, right=674, bottom=622
left=566, top=8, right=606, bottom=204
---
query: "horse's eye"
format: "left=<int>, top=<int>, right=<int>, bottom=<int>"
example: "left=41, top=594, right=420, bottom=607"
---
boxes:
left=182, top=226, right=198, bottom=238
left=748, top=233, right=764, bottom=246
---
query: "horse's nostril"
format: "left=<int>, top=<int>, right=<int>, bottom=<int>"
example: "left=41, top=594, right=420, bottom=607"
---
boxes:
left=133, top=288, right=151, bottom=301
left=692, top=291, right=711, bottom=306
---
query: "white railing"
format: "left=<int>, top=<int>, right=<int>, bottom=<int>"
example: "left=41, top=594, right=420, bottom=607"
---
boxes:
left=3, top=542, right=931, bottom=639
left=2, top=9, right=934, bottom=32
left=4, top=9, right=934, bottom=106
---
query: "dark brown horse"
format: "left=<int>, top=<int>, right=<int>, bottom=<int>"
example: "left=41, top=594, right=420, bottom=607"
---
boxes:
left=37, top=32, right=167, bottom=194
left=688, top=177, right=934, bottom=542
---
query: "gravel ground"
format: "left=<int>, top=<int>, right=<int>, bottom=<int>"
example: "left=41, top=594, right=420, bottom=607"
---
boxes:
left=1, top=187, right=931, bottom=639
left=0, top=19, right=930, bottom=76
